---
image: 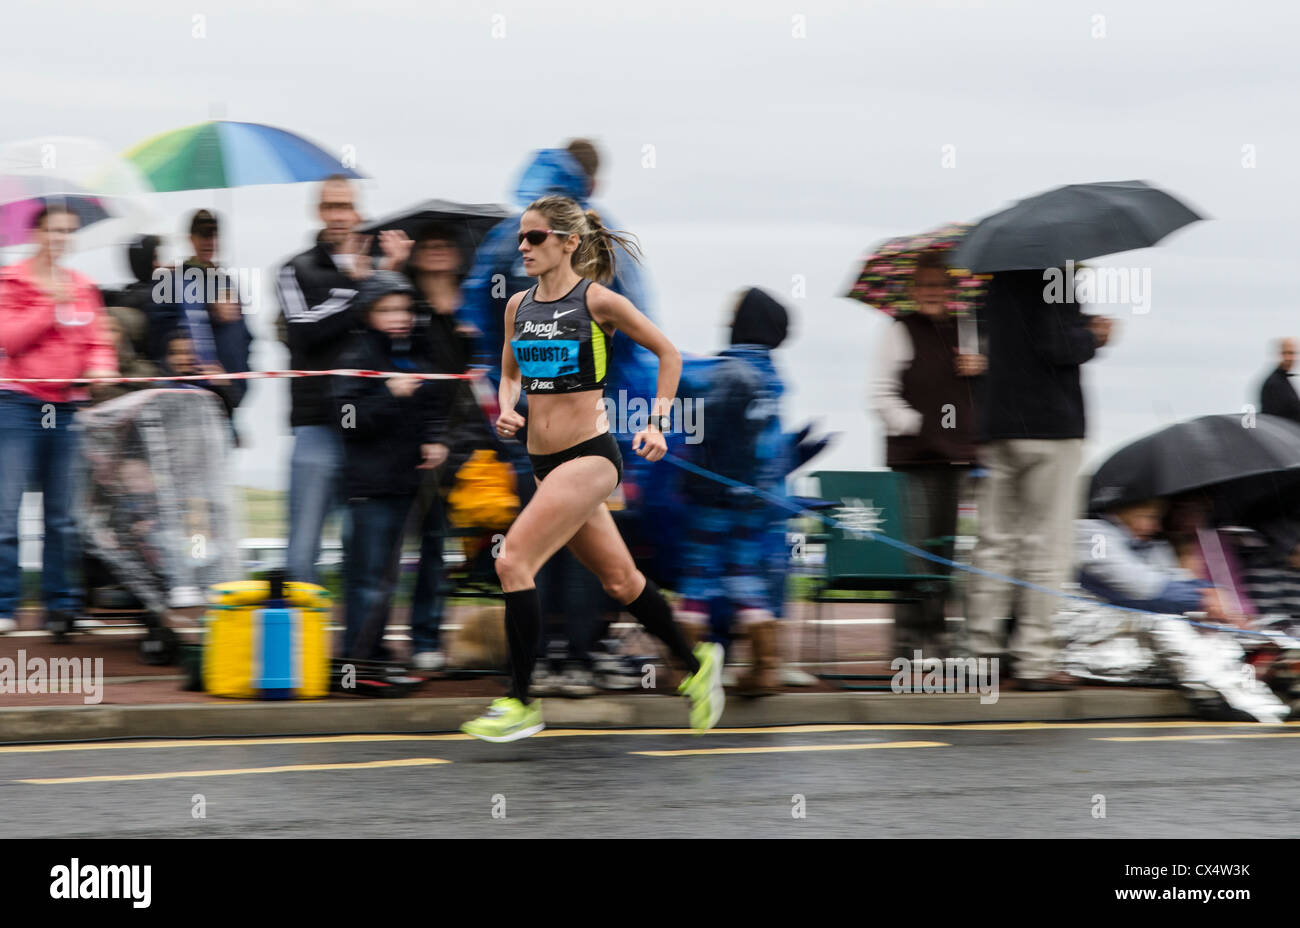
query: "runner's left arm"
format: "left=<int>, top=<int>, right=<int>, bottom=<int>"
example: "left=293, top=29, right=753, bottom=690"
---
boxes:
left=587, top=282, right=681, bottom=421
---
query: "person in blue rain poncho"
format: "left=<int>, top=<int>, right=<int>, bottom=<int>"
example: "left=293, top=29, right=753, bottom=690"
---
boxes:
left=649, top=288, right=830, bottom=696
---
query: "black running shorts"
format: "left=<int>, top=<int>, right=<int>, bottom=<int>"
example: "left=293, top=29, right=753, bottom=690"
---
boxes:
left=528, top=431, right=623, bottom=486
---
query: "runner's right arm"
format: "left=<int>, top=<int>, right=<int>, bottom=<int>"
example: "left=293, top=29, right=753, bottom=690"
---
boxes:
left=497, top=291, right=525, bottom=418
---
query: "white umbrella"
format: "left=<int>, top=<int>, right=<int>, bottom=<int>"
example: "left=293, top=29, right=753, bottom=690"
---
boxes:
left=0, top=136, right=162, bottom=251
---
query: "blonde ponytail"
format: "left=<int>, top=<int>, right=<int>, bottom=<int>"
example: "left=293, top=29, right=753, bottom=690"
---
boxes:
left=525, top=196, right=642, bottom=285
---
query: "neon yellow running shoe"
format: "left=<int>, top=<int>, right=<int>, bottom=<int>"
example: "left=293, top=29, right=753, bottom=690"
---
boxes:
left=677, top=642, right=725, bottom=732
left=461, top=696, right=545, bottom=743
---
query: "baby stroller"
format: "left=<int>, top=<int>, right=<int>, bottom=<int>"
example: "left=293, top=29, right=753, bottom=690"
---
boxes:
left=76, top=388, right=240, bottom=663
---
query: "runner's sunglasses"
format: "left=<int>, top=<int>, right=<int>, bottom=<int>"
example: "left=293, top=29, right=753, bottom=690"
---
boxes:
left=517, top=228, right=575, bottom=246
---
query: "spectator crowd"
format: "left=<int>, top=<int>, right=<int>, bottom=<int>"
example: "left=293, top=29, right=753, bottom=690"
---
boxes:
left=2, top=137, right=1299, bottom=720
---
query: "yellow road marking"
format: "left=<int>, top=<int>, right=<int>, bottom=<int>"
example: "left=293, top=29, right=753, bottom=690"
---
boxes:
left=1, top=720, right=1293, bottom=755
left=0, top=734, right=470, bottom=755
left=631, top=740, right=949, bottom=757
left=0, top=728, right=884, bottom=754
left=1096, top=732, right=1300, bottom=743
left=17, top=757, right=448, bottom=784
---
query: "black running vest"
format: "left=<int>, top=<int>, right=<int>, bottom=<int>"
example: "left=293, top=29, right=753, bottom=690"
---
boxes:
left=511, top=277, right=611, bottom=395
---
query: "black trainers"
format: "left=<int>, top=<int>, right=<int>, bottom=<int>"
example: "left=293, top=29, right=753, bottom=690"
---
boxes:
left=46, top=610, right=74, bottom=644
left=139, top=626, right=179, bottom=665
left=559, top=665, right=598, bottom=697
left=591, top=640, right=653, bottom=691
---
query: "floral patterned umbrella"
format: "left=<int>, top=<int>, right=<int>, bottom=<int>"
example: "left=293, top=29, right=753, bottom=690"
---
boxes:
left=844, top=221, right=989, bottom=316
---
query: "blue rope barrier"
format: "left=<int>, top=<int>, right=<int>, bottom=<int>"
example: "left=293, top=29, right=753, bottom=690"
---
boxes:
left=661, top=453, right=1299, bottom=645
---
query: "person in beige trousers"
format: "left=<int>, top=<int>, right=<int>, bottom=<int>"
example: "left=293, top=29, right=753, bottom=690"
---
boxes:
left=963, top=270, right=1114, bottom=689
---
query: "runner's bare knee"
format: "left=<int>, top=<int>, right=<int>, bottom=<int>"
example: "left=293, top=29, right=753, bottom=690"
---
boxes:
left=602, top=566, right=643, bottom=604
left=495, top=548, right=534, bottom=591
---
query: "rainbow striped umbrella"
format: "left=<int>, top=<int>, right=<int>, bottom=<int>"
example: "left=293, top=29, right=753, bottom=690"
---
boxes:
left=123, top=120, right=364, bottom=192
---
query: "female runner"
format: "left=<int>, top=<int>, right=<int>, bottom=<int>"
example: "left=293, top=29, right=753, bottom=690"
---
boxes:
left=461, top=195, right=724, bottom=742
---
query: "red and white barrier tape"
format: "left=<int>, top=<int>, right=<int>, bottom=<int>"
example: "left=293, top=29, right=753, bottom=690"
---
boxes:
left=0, top=368, right=483, bottom=386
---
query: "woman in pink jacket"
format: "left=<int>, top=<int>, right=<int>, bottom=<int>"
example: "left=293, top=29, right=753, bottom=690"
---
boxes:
left=0, top=204, right=117, bottom=637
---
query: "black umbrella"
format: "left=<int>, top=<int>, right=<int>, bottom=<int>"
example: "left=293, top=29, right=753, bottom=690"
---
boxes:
left=359, top=199, right=512, bottom=264
left=1088, top=414, right=1300, bottom=519
left=950, top=180, right=1204, bottom=273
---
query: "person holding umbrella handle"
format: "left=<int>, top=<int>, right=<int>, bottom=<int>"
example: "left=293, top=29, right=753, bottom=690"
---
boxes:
left=963, top=264, right=1118, bottom=689
left=871, top=251, right=986, bottom=659
left=1088, top=313, right=1115, bottom=348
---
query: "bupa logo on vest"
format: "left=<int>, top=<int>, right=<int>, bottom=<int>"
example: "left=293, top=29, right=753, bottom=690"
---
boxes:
left=521, top=319, right=561, bottom=338
left=50, top=858, right=151, bottom=908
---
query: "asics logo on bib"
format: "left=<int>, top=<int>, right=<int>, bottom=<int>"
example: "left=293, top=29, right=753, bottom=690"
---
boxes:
left=521, top=319, right=561, bottom=338
left=530, top=380, right=554, bottom=391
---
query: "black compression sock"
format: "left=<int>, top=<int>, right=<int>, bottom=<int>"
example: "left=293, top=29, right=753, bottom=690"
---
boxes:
left=503, top=588, right=542, bottom=704
left=624, top=577, right=701, bottom=675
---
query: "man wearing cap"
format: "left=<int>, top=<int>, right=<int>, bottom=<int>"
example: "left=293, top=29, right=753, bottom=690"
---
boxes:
left=181, top=210, right=252, bottom=412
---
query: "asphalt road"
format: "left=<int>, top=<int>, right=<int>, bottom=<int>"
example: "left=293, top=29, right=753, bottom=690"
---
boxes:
left=3, top=722, right=1297, bottom=838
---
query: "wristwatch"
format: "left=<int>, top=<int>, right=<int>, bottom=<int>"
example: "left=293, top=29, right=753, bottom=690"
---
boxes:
left=648, top=414, right=671, bottom=433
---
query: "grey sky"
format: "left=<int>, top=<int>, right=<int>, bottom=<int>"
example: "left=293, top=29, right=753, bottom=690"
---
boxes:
left=4, top=0, right=1298, bottom=488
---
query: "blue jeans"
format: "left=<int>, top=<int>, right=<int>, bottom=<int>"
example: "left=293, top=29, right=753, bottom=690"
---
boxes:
left=0, top=392, right=81, bottom=618
left=286, top=425, right=345, bottom=585
left=408, top=490, right=447, bottom=653
left=342, top=495, right=413, bottom=659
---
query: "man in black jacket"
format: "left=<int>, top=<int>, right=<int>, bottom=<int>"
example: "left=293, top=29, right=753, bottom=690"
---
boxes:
left=964, top=269, right=1114, bottom=688
left=1259, top=338, right=1300, bottom=425
left=276, top=175, right=374, bottom=584
left=332, top=272, right=450, bottom=659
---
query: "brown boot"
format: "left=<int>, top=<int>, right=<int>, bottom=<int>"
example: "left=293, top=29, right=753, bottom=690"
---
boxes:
left=738, top=620, right=782, bottom=696
left=676, top=613, right=707, bottom=651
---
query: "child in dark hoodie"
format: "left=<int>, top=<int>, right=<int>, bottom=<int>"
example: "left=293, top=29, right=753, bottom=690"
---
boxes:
left=332, top=271, right=451, bottom=660
left=160, top=330, right=238, bottom=418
